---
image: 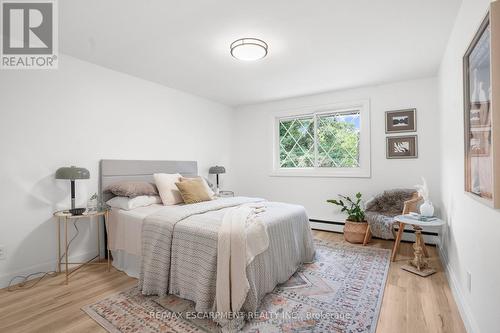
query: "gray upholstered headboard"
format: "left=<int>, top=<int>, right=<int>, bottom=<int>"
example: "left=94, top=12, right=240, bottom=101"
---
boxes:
left=99, top=159, right=198, bottom=201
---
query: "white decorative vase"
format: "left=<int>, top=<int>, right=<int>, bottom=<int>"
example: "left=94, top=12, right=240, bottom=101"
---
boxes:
left=420, top=201, right=435, bottom=217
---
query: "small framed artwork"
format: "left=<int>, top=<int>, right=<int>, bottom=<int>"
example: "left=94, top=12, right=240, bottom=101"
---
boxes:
left=385, top=109, right=416, bottom=133
left=386, top=135, right=418, bottom=159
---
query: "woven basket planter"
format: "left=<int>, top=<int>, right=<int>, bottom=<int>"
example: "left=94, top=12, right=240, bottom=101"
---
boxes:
left=343, top=220, right=370, bottom=244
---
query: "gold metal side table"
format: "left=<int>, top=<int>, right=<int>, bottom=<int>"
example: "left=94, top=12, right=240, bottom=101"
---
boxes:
left=54, top=209, right=110, bottom=284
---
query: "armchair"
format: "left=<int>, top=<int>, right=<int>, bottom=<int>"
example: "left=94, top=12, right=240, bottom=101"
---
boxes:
left=363, top=190, right=422, bottom=253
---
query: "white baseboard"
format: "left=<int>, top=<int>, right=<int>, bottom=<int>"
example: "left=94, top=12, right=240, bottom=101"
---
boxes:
left=310, top=221, right=344, bottom=233
left=437, top=246, right=480, bottom=333
left=0, top=250, right=99, bottom=289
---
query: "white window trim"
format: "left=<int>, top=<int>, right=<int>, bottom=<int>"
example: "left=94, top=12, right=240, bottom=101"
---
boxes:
left=270, top=99, right=371, bottom=178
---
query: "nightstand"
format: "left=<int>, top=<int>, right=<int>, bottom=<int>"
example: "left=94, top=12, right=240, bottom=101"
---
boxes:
left=217, top=190, right=234, bottom=197
left=54, top=209, right=110, bottom=284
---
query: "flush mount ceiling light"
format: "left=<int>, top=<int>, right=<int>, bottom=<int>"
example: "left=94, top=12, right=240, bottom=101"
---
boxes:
left=230, top=38, right=268, bottom=61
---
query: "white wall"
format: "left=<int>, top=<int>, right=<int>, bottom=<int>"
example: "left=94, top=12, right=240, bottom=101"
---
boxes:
left=232, top=78, right=441, bottom=223
left=438, top=1, right=500, bottom=332
left=0, top=55, right=233, bottom=288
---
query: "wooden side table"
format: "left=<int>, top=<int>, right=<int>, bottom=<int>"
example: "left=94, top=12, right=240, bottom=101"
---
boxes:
left=393, top=214, right=445, bottom=277
left=54, top=209, right=110, bottom=284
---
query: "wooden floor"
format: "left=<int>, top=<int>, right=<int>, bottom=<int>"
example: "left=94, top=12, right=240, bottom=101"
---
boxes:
left=0, top=231, right=466, bottom=333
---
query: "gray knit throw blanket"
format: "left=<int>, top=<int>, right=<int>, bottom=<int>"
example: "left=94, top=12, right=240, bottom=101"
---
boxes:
left=365, top=189, right=417, bottom=239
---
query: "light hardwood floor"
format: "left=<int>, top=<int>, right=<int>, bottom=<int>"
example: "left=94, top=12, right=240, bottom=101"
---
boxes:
left=0, top=231, right=466, bottom=333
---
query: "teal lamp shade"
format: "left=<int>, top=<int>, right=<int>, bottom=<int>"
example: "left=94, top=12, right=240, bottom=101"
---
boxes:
left=55, top=166, right=90, bottom=214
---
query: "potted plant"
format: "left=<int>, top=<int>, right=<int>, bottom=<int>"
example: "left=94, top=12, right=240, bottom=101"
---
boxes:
left=327, top=192, right=369, bottom=244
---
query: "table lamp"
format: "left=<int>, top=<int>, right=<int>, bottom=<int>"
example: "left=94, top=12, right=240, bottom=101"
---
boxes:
left=209, top=166, right=225, bottom=194
left=55, top=166, right=90, bottom=215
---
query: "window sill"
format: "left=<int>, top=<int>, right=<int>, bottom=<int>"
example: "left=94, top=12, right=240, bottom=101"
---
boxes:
left=269, top=168, right=371, bottom=178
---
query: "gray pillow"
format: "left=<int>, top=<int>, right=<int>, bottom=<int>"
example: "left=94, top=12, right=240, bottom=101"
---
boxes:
left=105, top=181, right=158, bottom=198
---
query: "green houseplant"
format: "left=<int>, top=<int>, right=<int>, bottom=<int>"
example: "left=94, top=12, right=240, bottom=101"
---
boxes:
left=327, top=192, right=370, bottom=244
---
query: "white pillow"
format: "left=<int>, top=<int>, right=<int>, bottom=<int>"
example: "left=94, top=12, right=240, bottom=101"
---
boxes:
left=154, top=173, right=183, bottom=205
left=106, top=195, right=161, bottom=210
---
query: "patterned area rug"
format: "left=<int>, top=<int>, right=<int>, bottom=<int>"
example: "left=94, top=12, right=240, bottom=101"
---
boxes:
left=82, top=240, right=390, bottom=333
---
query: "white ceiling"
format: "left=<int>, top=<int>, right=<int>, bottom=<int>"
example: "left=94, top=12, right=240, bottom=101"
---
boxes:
left=60, top=0, right=461, bottom=106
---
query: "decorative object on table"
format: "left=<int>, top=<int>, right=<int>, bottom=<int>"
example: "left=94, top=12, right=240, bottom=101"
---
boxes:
left=394, top=214, right=445, bottom=277
left=67, top=208, right=85, bottom=216
left=83, top=239, right=390, bottom=333
left=365, top=189, right=420, bottom=246
left=385, top=108, right=416, bottom=133
left=463, top=3, right=500, bottom=208
left=407, top=212, right=438, bottom=222
left=415, top=177, right=434, bottom=217
left=327, top=192, right=370, bottom=244
left=386, top=135, right=418, bottom=159
left=55, top=166, right=90, bottom=215
left=208, top=165, right=225, bottom=195
left=54, top=209, right=110, bottom=284
left=419, top=202, right=434, bottom=218
left=87, top=193, right=99, bottom=212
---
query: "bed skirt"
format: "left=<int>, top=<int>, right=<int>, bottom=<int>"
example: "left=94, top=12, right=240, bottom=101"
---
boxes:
left=110, top=250, right=141, bottom=278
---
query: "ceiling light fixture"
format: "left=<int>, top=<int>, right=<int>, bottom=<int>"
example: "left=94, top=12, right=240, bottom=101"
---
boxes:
left=230, top=38, right=268, bottom=61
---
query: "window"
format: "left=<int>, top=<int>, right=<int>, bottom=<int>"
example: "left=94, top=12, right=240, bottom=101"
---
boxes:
left=273, top=100, right=370, bottom=177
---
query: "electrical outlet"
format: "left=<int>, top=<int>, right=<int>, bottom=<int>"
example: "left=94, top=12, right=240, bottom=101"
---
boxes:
left=0, top=245, right=6, bottom=260
left=466, top=271, right=472, bottom=293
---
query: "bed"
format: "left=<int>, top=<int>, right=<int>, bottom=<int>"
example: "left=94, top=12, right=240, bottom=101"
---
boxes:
left=100, top=160, right=315, bottom=324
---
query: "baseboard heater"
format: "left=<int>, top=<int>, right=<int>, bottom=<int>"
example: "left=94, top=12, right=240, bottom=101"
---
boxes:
left=309, top=218, right=439, bottom=237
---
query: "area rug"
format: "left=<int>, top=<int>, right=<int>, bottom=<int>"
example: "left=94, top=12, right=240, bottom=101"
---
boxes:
left=82, top=239, right=390, bottom=333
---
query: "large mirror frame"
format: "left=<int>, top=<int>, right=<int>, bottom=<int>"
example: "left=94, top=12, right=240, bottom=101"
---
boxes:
left=463, top=3, right=500, bottom=208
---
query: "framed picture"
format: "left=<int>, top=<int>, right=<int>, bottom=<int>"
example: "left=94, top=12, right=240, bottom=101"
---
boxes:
left=463, top=3, right=500, bottom=208
left=386, top=135, right=418, bottom=159
left=385, top=109, right=416, bottom=133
